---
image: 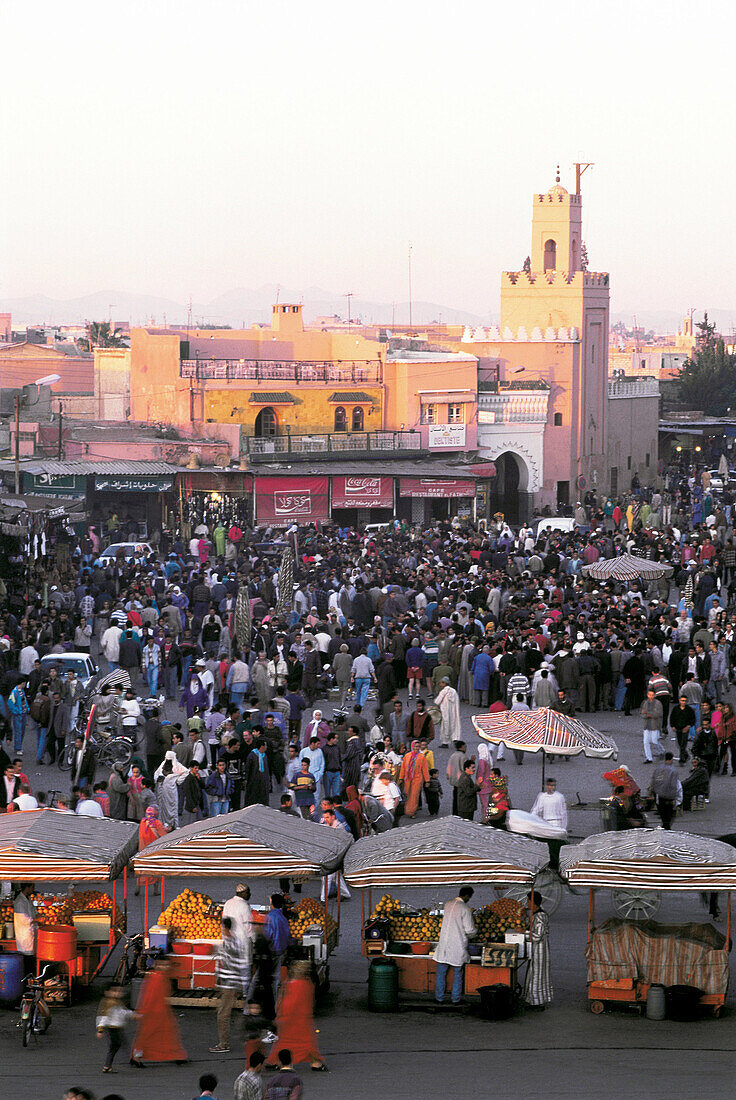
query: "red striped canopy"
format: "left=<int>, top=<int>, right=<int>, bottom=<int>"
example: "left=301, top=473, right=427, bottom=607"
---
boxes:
left=0, top=809, right=138, bottom=881
left=560, top=829, right=736, bottom=890
left=581, top=552, right=674, bottom=582
left=132, top=805, right=351, bottom=879
left=472, top=707, right=618, bottom=759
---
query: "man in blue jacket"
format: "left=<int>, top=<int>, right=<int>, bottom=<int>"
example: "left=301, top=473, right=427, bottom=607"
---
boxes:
left=264, top=893, right=290, bottom=998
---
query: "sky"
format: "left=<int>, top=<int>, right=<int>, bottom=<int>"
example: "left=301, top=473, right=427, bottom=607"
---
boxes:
left=1, top=0, right=736, bottom=321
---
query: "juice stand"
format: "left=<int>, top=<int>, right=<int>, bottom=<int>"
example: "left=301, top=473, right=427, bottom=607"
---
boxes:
left=131, top=805, right=352, bottom=1006
left=343, top=816, right=549, bottom=1008
left=0, top=810, right=137, bottom=1005
left=560, top=828, right=736, bottom=1018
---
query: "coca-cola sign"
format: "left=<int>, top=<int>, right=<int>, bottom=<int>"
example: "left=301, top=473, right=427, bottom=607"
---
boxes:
left=332, top=476, right=393, bottom=508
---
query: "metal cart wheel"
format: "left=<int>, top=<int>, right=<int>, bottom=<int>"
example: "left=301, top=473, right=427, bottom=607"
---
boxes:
left=612, top=888, right=661, bottom=920
left=590, top=1000, right=605, bottom=1014
left=503, top=869, right=564, bottom=915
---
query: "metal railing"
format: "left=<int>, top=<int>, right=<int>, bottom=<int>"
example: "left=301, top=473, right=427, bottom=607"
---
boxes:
left=181, top=359, right=382, bottom=383
left=245, top=430, right=422, bottom=458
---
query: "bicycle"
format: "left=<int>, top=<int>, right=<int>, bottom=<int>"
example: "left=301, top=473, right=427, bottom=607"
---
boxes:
left=113, top=931, right=161, bottom=985
left=18, top=964, right=54, bottom=1047
left=58, top=729, right=132, bottom=772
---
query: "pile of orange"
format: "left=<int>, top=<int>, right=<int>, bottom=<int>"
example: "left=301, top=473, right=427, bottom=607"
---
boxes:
left=158, top=888, right=223, bottom=939
left=288, top=897, right=337, bottom=941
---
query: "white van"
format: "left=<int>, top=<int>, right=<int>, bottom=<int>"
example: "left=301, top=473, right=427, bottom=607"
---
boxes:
left=534, top=516, right=577, bottom=538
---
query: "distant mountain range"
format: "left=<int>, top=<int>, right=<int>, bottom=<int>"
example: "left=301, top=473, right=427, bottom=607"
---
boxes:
left=1, top=287, right=735, bottom=336
left=0, top=286, right=484, bottom=329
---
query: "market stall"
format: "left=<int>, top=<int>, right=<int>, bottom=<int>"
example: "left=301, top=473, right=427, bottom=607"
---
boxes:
left=131, top=805, right=352, bottom=1005
left=343, top=816, right=549, bottom=1008
left=560, top=828, right=736, bottom=1017
left=0, top=810, right=137, bottom=1004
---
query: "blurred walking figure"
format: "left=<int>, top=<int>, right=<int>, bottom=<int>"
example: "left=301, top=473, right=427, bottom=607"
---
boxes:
left=130, top=957, right=187, bottom=1066
left=210, top=916, right=248, bottom=1053
left=265, top=960, right=327, bottom=1072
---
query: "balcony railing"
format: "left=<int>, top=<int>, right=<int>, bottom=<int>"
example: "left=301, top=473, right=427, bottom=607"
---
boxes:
left=608, top=378, right=661, bottom=399
left=477, top=389, right=550, bottom=424
left=181, top=359, right=382, bottom=383
left=244, top=430, right=422, bottom=459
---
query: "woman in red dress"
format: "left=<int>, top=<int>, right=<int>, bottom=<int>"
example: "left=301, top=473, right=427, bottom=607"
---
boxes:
left=266, top=961, right=327, bottom=1072
left=130, top=959, right=187, bottom=1067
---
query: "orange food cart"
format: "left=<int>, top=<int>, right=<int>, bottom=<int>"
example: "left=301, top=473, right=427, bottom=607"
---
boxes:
left=560, top=828, right=736, bottom=1018
left=0, top=810, right=137, bottom=1004
left=132, top=805, right=352, bottom=1006
left=343, top=816, right=549, bottom=1007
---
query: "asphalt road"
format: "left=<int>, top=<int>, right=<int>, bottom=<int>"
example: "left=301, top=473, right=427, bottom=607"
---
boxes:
left=4, top=679, right=736, bottom=1100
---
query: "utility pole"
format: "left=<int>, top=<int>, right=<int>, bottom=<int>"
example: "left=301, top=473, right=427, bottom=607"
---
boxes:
left=57, top=404, right=63, bottom=460
left=14, top=394, right=20, bottom=495
left=344, top=292, right=353, bottom=327
left=408, top=242, right=413, bottom=329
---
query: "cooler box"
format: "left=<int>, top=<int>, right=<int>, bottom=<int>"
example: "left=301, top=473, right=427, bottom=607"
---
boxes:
left=72, top=914, right=111, bottom=942
left=148, top=926, right=171, bottom=952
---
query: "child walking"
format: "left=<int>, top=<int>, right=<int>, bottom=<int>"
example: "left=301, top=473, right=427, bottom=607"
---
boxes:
left=96, top=983, right=136, bottom=1073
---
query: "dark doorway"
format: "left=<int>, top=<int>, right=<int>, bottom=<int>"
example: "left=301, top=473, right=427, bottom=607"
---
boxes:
left=489, top=451, right=527, bottom=524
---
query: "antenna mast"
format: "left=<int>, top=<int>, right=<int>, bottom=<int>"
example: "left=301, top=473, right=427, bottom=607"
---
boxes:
left=574, top=162, right=595, bottom=195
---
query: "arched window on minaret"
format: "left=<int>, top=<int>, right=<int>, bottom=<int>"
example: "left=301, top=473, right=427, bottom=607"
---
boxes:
left=571, top=238, right=578, bottom=270
left=544, top=239, right=557, bottom=272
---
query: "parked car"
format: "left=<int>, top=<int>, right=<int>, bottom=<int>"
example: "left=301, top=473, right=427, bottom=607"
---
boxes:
left=94, top=542, right=153, bottom=566
left=707, top=472, right=724, bottom=492
left=39, top=652, right=99, bottom=691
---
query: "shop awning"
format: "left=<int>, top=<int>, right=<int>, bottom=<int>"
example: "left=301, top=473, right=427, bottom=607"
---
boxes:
left=0, top=810, right=139, bottom=881
left=132, top=805, right=352, bottom=879
left=343, top=816, right=548, bottom=888
left=327, top=392, right=375, bottom=403
left=560, top=829, right=736, bottom=891
left=248, top=392, right=296, bottom=404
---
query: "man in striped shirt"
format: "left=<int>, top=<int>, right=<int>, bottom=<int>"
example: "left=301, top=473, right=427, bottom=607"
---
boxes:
left=507, top=671, right=530, bottom=705
left=210, top=916, right=248, bottom=1053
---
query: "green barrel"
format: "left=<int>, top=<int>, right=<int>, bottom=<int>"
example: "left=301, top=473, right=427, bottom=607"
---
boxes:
left=368, top=958, right=399, bottom=1012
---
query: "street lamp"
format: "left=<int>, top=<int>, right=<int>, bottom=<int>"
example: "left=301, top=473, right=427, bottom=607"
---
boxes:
left=15, top=374, right=62, bottom=495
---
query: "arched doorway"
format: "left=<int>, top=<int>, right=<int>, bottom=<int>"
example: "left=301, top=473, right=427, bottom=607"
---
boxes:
left=254, top=406, right=278, bottom=436
left=489, top=451, right=529, bottom=524
left=543, top=238, right=557, bottom=272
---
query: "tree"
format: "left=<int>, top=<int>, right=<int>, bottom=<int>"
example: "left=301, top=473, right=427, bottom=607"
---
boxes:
left=79, top=322, right=129, bottom=351
left=695, top=311, right=717, bottom=350
left=675, top=336, right=736, bottom=415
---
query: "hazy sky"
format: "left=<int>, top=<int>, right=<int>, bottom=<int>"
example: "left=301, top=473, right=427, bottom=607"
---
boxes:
left=2, top=0, right=736, bottom=320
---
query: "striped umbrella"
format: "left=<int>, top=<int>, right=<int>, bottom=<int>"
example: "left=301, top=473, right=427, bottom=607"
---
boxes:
left=472, top=707, right=618, bottom=782
left=560, top=828, right=736, bottom=891
left=581, top=552, right=674, bottom=582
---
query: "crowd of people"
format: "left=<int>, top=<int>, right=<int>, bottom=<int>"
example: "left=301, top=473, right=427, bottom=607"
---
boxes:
left=11, top=462, right=736, bottom=1097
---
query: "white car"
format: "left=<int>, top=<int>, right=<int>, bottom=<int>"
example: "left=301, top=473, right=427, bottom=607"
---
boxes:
left=39, top=653, right=99, bottom=690
left=94, top=541, right=153, bottom=566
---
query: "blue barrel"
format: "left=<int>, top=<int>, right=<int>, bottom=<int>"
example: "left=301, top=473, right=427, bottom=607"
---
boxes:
left=0, top=953, right=24, bottom=1004
left=368, top=958, right=399, bottom=1012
